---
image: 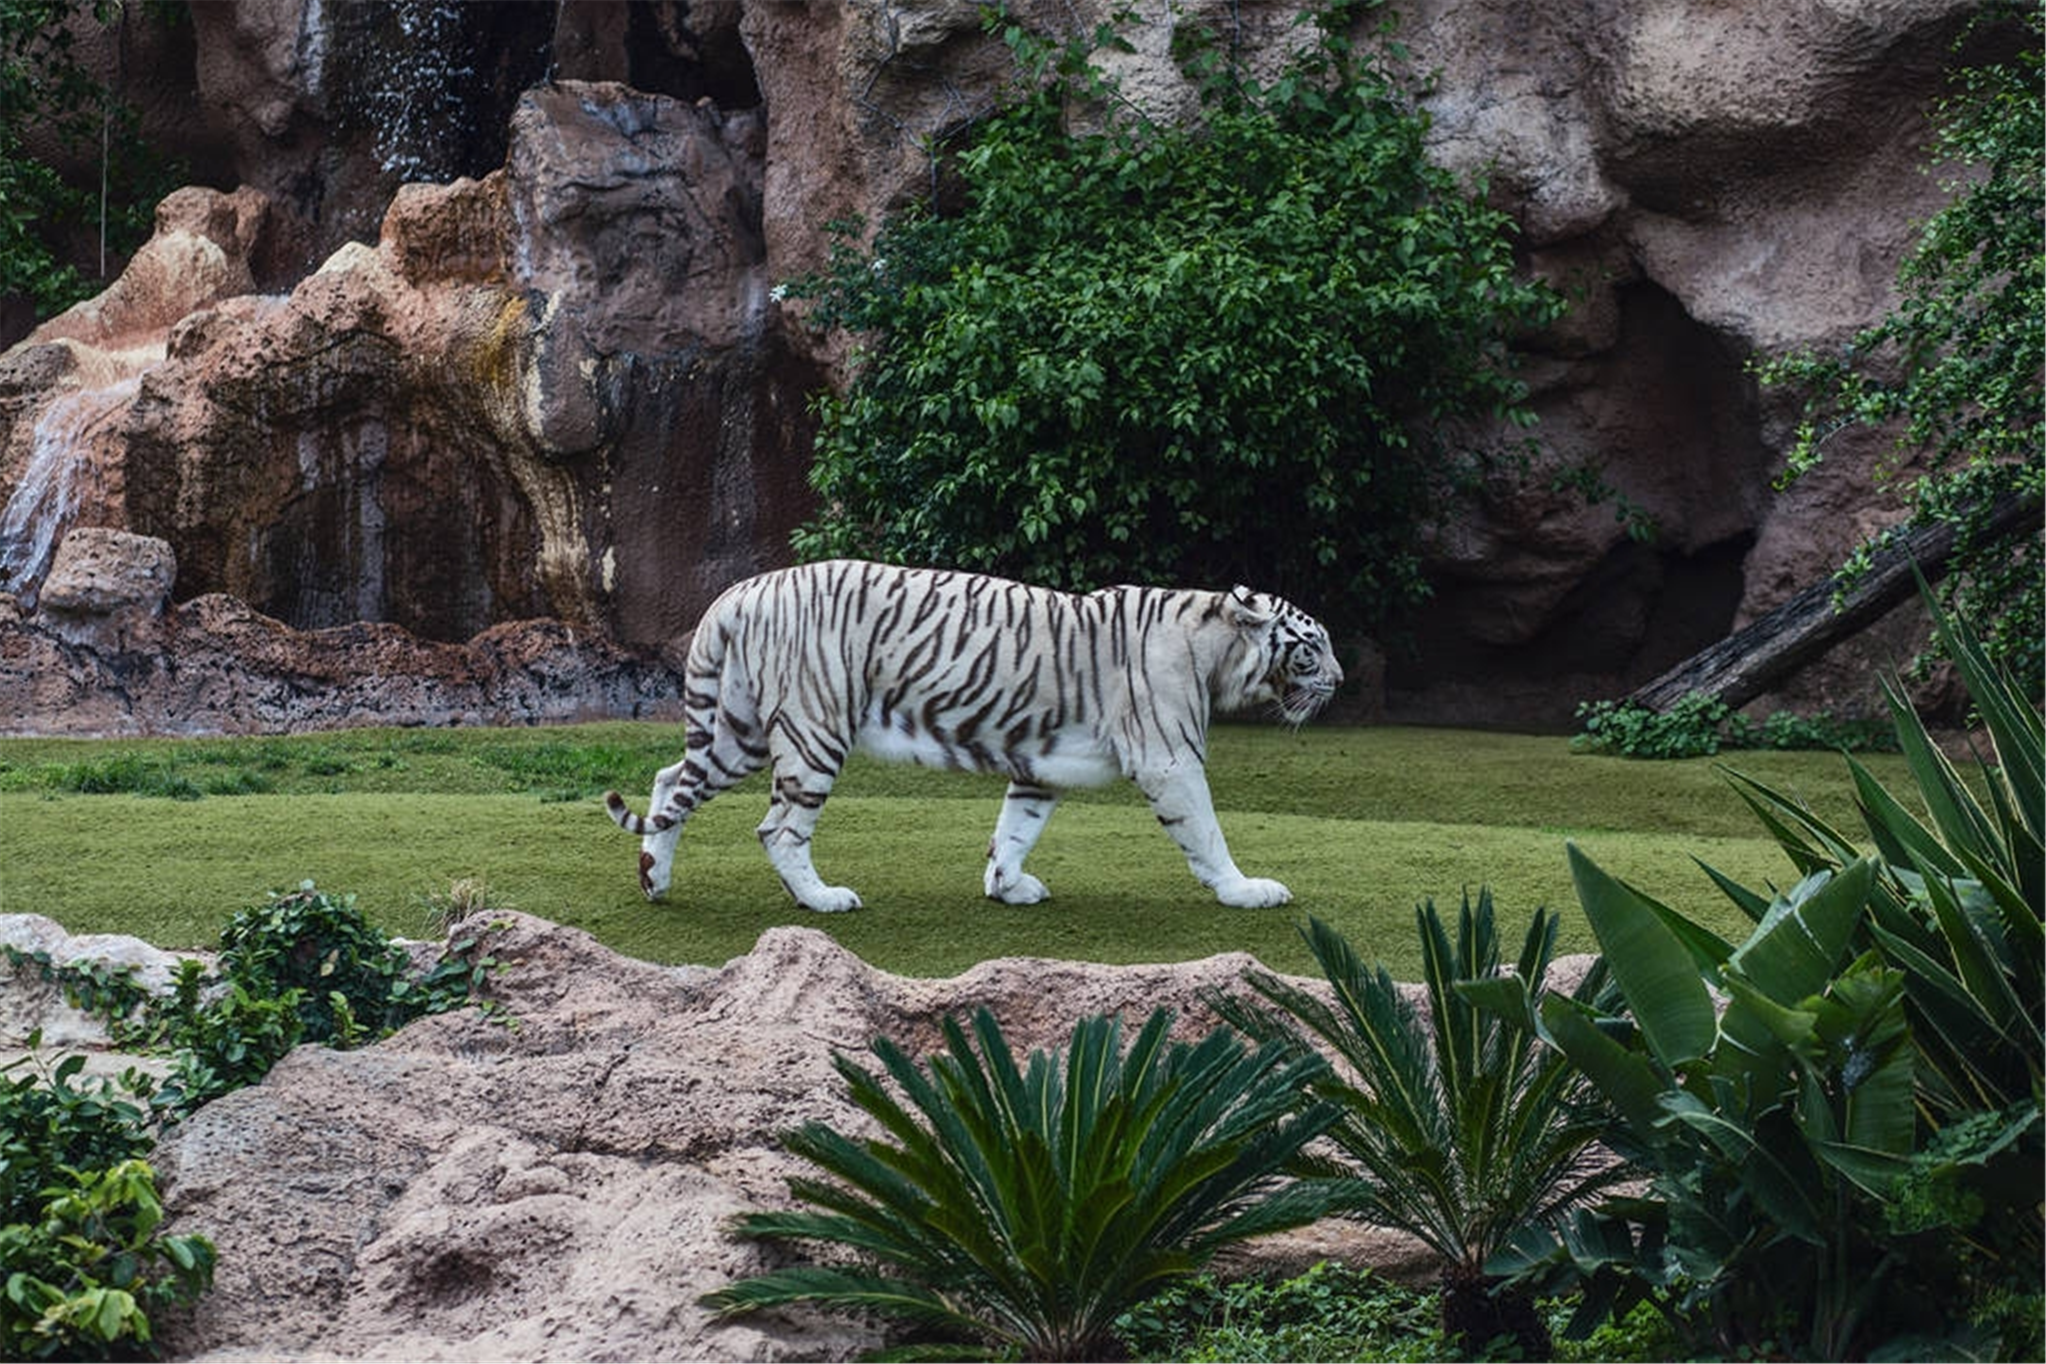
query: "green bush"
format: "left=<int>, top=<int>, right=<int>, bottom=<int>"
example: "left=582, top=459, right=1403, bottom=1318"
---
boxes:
left=1501, top=851, right=1938, bottom=1358
left=702, top=1007, right=1344, bottom=1361
left=790, top=2, right=1561, bottom=634
left=0, top=1049, right=212, bottom=1361
left=1, top=1159, right=215, bottom=1362
left=1574, top=695, right=1899, bottom=759
left=1114, top=1261, right=1684, bottom=1362
left=1495, top=592, right=2043, bottom=1360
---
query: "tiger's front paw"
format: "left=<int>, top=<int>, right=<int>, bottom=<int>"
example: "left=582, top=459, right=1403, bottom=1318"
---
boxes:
left=1214, top=875, right=1292, bottom=908
left=800, top=885, right=864, bottom=914
left=984, top=865, right=1051, bottom=905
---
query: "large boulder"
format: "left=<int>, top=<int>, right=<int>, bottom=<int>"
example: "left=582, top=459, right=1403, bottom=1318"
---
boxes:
left=147, top=913, right=1441, bottom=1360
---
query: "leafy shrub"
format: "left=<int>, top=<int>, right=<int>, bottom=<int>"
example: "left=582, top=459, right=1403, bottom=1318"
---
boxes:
left=1, top=1159, right=215, bottom=1361
left=217, top=883, right=426, bottom=1044
left=1503, top=852, right=1937, bottom=1358
left=1115, top=1261, right=1451, bottom=1363
left=0, top=1047, right=154, bottom=1228
left=1114, top=1261, right=1683, bottom=1363
left=1213, top=903, right=1625, bottom=1357
left=1574, top=694, right=1900, bottom=759
left=1716, top=588, right=2042, bottom=1353
left=151, top=982, right=306, bottom=1119
left=12, top=882, right=503, bottom=1118
left=1497, top=592, right=2042, bottom=1360
left=703, top=1007, right=1343, bottom=1361
left=0, top=1048, right=211, bottom=1361
left=790, top=3, right=1561, bottom=635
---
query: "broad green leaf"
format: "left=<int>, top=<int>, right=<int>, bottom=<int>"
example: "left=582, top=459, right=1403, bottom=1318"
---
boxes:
left=1567, top=844, right=1716, bottom=1067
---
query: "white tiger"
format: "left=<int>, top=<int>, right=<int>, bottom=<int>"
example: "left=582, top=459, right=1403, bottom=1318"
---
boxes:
left=604, top=559, right=1342, bottom=912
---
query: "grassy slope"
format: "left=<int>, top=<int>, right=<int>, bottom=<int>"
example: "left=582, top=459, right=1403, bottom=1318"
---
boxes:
left=0, top=723, right=1904, bottom=979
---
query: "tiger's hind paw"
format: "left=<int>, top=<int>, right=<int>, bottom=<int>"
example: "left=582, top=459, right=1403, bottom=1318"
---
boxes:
left=799, top=885, right=864, bottom=914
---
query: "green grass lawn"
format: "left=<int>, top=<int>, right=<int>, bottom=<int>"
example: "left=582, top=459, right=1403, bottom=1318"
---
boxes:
left=0, top=723, right=1907, bottom=979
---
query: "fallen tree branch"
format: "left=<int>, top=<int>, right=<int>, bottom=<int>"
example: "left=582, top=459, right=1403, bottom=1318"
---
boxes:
left=1625, top=493, right=2039, bottom=713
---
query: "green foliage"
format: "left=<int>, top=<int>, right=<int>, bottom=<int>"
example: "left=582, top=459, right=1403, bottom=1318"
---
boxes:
left=790, top=3, right=1560, bottom=632
left=1574, top=695, right=1899, bottom=759
left=702, top=1007, right=1344, bottom=1361
left=0, top=1048, right=210, bottom=1361
left=1, top=947, right=160, bottom=1045
left=1711, top=589, right=2043, bottom=1353
left=1505, top=852, right=1942, bottom=1359
left=151, top=981, right=306, bottom=1119
left=1, top=1158, right=215, bottom=1361
left=1755, top=1, right=2044, bottom=692
left=1214, top=903, right=1625, bottom=1357
left=217, top=883, right=424, bottom=1044
left=0, top=0, right=187, bottom=320
left=0, top=1046, right=154, bottom=1229
left=1114, top=1262, right=1453, bottom=1363
left=1114, top=1261, right=1685, bottom=1363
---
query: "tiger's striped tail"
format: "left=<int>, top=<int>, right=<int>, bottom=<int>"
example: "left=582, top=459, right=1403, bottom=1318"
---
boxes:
left=604, top=791, right=677, bottom=835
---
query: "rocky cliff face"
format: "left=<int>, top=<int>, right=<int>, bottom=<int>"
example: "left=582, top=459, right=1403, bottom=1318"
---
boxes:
left=0, top=0, right=1984, bottom=732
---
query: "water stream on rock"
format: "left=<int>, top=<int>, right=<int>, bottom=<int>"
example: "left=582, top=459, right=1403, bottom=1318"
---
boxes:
left=0, top=378, right=141, bottom=607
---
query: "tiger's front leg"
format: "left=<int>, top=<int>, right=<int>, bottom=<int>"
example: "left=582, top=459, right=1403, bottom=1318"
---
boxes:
left=1135, top=763, right=1292, bottom=908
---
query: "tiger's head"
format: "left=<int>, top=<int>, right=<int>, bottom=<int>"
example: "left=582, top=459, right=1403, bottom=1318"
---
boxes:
left=1219, top=585, right=1343, bottom=725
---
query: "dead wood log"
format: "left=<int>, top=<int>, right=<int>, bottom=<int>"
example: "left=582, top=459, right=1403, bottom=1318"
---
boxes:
left=1625, top=494, right=2040, bottom=713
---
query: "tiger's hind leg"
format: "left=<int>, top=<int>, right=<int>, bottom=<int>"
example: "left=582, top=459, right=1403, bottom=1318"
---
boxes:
left=607, top=702, right=767, bottom=901
left=758, top=717, right=862, bottom=913
left=984, top=782, right=1058, bottom=904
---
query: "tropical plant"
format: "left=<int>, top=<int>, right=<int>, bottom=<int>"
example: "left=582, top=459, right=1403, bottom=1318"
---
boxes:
left=701, top=1007, right=1343, bottom=1361
left=788, top=2, right=1563, bottom=638
left=1211, top=902, right=1624, bottom=1356
left=1711, top=586, right=2043, bottom=1332
left=1502, top=851, right=1939, bottom=1359
left=1755, top=0, right=2043, bottom=693
left=1114, top=1258, right=1685, bottom=1363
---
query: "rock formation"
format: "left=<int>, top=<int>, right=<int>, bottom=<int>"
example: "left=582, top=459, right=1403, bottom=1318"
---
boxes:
left=0, top=0, right=1999, bottom=730
left=3, top=910, right=1444, bottom=1361
left=0, top=529, right=685, bottom=736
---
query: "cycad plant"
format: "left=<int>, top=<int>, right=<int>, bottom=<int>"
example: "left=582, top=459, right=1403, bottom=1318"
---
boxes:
left=1212, top=899, right=1626, bottom=1357
left=701, top=1007, right=1342, bottom=1362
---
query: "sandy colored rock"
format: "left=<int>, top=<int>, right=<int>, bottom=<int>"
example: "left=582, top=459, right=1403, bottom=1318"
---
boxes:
left=139, top=914, right=1465, bottom=1361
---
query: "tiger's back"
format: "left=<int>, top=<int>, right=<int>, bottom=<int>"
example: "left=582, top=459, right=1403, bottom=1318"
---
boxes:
left=608, top=559, right=1341, bottom=912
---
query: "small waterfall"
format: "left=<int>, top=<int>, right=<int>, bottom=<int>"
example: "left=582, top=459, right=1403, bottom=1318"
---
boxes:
left=0, top=378, right=140, bottom=607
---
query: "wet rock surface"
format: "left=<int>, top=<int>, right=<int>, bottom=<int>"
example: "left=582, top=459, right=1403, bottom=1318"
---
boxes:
left=0, top=0, right=1992, bottom=730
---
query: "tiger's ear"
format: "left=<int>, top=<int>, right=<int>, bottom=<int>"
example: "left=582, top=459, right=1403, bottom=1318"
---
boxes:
left=1226, top=585, right=1276, bottom=628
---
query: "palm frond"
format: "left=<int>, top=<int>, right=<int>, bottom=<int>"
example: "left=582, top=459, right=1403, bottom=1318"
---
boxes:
left=702, top=1004, right=1340, bottom=1360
